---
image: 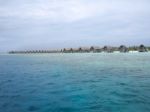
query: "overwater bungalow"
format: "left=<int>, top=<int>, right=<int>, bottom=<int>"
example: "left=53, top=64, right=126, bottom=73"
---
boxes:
left=63, top=48, right=72, bottom=53
left=78, top=47, right=90, bottom=53
left=72, top=48, right=79, bottom=53
left=92, top=46, right=102, bottom=53
left=138, top=44, right=148, bottom=52
left=70, top=48, right=73, bottom=53
left=103, top=46, right=114, bottom=53
left=119, top=45, right=128, bottom=53
left=90, top=46, right=94, bottom=52
left=148, top=47, right=150, bottom=51
left=63, top=48, right=67, bottom=53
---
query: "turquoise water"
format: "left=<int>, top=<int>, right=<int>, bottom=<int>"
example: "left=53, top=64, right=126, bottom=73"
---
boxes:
left=0, top=53, right=150, bottom=112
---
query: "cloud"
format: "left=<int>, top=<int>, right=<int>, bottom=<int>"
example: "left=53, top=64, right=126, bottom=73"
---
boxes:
left=0, top=0, right=150, bottom=51
left=0, top=0, right=98, bottom=22
left=0, top=0, right=148, bottom=22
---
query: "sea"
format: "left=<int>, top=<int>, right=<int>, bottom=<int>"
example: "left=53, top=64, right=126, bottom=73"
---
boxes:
left=0, top=53, right=150, bottom=112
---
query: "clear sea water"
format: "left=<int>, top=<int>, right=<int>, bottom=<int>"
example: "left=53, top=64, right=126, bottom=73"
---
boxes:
left=0, top=53, right=150, bottom=112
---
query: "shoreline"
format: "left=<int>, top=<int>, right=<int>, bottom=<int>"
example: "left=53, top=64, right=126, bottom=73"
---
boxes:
left=4, top=51, right=150, bottom=55
left=8, top=45, right=150, bottom=54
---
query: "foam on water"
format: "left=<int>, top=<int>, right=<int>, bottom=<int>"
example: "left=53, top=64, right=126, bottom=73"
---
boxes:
left=0, top=53, right=150, bottom=112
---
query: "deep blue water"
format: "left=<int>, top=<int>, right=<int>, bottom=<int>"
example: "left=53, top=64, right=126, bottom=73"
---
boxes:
left=0, top=53, right=150, bottom=112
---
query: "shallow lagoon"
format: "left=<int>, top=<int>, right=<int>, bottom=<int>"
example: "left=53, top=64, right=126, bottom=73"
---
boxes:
left=0, top=53, right=150, bottom=112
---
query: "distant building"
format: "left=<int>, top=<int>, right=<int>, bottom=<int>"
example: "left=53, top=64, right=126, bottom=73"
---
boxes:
left=92, top=46, right=102, bottom=53
left=119, top=45, right=128, bottom=53
left=78, top=47, right=90, bottom=53
left=90, top=46, right=94, bottom=52
left=138, top=44, right=148, bottom=52
left=103, top=46, right=114, bottom=53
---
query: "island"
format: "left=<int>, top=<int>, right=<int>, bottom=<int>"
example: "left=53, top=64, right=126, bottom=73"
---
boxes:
left=9, top=44, right=150, bottom=54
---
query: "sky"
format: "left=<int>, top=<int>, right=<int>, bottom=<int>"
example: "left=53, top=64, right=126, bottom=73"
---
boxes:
left=0, top=0, right=150, bottom=52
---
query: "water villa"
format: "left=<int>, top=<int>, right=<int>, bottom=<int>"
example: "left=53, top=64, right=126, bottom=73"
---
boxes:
left=138, top=44, right=148, bottom=52
left=119, top=45, right=129, bottom=53
left=102, top=46, right=114, bottom=53
left=9, top=45, right=150, bottom=54
left=90, top=46, right=102, bottom=53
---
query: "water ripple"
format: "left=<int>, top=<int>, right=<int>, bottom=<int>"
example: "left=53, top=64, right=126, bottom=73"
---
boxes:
left=0, top=54, right=150, bottom=112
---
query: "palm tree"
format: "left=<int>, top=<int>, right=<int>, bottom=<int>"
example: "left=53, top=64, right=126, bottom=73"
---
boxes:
left=139, top=44, right=147, bottom=52
left=90, top=46, right=94, bottom=52
left=78, top=47, right=82, bottom=52
left=63, top=48, right=66, bottom=53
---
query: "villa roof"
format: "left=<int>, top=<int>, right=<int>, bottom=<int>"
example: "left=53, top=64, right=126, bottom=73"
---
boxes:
left=93, top=46, right=102, bottom=49
left=78, top=47, right=90, bottom=50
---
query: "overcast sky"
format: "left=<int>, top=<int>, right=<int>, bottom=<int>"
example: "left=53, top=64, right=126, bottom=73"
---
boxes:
left=0, top=0, right=150, bottom=51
